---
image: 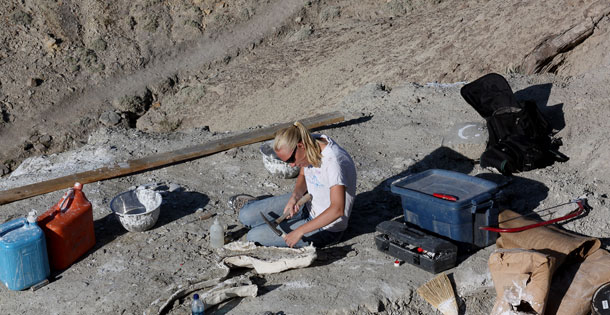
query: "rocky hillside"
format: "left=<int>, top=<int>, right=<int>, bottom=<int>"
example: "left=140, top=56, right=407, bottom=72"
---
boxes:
left=1, top=0, right=609, bottom=177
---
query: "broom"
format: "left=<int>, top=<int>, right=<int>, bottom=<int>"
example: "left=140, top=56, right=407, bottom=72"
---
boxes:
left=416, top=273, right=458, bottom=315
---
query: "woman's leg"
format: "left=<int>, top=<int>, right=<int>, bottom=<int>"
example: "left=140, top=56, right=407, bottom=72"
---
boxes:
left=247, top=214, right=344, bottom=248
left=239, top=193, right=345, bottom=248
left=238, top=194, right=291, bottom=228
left=246, top=215, right=309, bottom=247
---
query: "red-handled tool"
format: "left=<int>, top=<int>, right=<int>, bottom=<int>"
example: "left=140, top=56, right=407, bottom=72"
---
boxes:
left=432, top=193, right=459, bottom=202
left=479, top=199, right=585, bottom=233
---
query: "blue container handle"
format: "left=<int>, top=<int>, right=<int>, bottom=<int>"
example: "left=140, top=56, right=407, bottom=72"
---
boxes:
left=470, top=192, right=493, bottom=205
left=471, top=199, right=494, bottom=214
left=0, top=219, right=25, bottom=238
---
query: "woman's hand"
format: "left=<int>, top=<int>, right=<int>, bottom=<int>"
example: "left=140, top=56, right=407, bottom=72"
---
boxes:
left=283, top=195, right=301, bottom=219
left=283, top=229, right=304, bottom=248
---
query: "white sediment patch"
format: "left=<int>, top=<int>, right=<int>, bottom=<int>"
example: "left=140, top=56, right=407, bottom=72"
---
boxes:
left=1, top=146, right=116, bottom=190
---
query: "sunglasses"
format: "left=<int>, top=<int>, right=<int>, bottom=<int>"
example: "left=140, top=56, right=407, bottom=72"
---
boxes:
left=283, top=146, right=297, bottom=164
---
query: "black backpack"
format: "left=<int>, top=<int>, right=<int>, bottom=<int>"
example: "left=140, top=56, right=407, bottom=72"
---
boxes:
left=460, top=73, right=568, bottom=175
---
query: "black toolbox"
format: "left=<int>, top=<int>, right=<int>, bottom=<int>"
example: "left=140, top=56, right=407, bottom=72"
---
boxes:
left=375, top=220, right=457, bottom=273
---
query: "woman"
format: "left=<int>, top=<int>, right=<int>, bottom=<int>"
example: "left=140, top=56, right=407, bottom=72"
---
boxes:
left=237, top=121, right=357, bottom=248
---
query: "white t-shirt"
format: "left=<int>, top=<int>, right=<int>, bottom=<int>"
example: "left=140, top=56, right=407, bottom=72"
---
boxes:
left=304, top=135, right=357, bottom=232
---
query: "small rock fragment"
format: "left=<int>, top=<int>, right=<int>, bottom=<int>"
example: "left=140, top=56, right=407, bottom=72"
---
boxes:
left=34, top=143, right=46, bottom=151
left=39, top=135, right=52, bottom=146
left=168, top=183, right=182, bottom=192
left=44, top=37, right=58, bottom=52
left=289, top=25, right=313, bottom=42
left=148, top=76, right=176, bottom=96
left=99, top=111, right=121, bottom=126
left=319, top=6, right=340, bottom=22
left=112, top=89, right=152, bottom=115
left=91, top=38, right=107, bottom=51
left=0, top=164, right=10, bottom=176
left=27, top=78, right=42, bottom=87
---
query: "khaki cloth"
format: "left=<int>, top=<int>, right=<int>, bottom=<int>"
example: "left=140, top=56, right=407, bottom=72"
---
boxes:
left=546, top=249, right=610, bottom=315
left=489, top=249, right=555, bottom=314
left=489, top=209, right=604, bottom=314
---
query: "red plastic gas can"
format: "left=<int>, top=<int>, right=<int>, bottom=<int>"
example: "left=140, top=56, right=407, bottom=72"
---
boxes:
left=37, top=182, right=96, bottom=270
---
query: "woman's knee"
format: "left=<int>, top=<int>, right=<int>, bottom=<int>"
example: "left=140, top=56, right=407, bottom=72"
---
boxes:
left=238, top=204, right=257, bottom=227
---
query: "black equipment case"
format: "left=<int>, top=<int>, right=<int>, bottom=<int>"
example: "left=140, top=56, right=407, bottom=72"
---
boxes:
left=375, top=220, right=457, bottom=274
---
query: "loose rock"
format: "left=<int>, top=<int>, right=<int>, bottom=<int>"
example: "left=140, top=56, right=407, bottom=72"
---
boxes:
left=27, top=78, right=41, bottom=87
left=99, top=111, right=121, bottom=126
left=0, top=164, right=9, bottom=176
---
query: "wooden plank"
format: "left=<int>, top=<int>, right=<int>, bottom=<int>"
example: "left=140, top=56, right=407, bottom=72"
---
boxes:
left=0, top=112, right=344, bottom=205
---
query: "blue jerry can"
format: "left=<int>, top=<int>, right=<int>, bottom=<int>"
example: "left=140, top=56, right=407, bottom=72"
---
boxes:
left=0, top=215, right=50, bottom=291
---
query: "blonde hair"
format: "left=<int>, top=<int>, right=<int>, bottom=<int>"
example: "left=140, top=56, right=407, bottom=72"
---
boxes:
left=273, top=121, right=323, bottom=167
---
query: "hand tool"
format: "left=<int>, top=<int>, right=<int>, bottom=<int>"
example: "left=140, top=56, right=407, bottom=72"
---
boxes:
left=479, top=198, right=586, bottom=233
left=260, top=193, right=312, bottom=236
left=432, top=193, right=458, bottom=202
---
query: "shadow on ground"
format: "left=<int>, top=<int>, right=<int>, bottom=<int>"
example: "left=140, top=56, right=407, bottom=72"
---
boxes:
left=313, top=115, right=373, bottom=132
left=515, top=82, right=566, bottom=133
left=155, top=189, right=210, bottom=227
left=345, top=146, right=477, bottom=242
left=343, top=146, right=551, bottom=258
left=85, top=189, right=209, bottom=264
left=311, top=244, right=355, bottom=267
left=600, top=238, right=610, bottom=249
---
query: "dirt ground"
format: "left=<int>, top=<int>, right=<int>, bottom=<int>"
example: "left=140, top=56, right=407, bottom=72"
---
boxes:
left=1, top=0, right=610, bottom=314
